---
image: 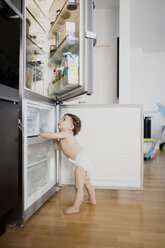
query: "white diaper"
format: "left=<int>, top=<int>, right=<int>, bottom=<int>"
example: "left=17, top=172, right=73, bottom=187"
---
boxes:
left=69, top=151, right=93, bottom=179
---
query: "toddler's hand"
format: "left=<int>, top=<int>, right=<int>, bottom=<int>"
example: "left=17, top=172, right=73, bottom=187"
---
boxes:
left=39, top=132, right=54, bottom=139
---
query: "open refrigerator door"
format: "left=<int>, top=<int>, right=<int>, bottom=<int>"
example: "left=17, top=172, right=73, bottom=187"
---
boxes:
left=25, top=0, right=95, bottom=101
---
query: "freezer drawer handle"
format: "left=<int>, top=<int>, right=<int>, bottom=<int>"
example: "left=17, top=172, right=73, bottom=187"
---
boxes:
left=85, top=31, right=97, bottom=47
left=18, top=119, right=23, bottom=132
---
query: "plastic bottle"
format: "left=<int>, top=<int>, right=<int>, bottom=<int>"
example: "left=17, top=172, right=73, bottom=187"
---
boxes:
left=53, top=68, right=56, bottom=83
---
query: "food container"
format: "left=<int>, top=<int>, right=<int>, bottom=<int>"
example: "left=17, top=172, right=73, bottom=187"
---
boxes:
left=26, top=18, right=31, bottom=38
left=26, top=62, right=33, bottom=89
left=50, top=45, right=57, bottom=57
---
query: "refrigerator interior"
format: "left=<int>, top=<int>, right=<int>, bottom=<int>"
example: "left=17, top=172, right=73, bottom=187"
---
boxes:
left=24, top=101, right=56, bottom=210
left=25, top=0, right=81, bottom=99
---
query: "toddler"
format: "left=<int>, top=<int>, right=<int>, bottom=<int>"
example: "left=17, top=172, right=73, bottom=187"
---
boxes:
left=40, top=113, right=96, bottom=214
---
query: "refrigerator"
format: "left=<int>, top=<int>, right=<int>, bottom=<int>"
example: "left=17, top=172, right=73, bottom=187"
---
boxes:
left=3, top=0, right=143, bottom=225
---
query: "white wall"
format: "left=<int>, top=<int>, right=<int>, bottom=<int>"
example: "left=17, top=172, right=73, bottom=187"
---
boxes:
left=119, top=0, right=165, bottom=140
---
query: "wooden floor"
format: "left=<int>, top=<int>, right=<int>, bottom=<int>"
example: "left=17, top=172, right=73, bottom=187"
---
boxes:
left=0, top=152, right=165, bottom=248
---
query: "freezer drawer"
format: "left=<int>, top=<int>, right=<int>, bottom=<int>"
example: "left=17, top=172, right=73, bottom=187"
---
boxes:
left=28, top=137, right=52, bottom=165
left=24, top=100, right=56, bottom=210
left=27, top=106, right=39, bottom=136
left=27, top=160, right=49, bottom=197
left=26, top=102, right=55, bottom=136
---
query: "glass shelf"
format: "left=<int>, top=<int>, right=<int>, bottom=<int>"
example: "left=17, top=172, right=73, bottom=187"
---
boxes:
left=26, top=37, right=45, bottom=55
left=49, top=75, right=79, bottom=96
left=26, top=0, right=46, bottom=18
left=28, top=61, right=44, bottom=68
left=49, top=37, right=79, bottom=65
left=49, top=0, right=66, bottom=18
left=26, top=8, right=46, bottom=35
left=49, top=0, right=79, bottom=35
left=28, top=159, right=47, bottom=168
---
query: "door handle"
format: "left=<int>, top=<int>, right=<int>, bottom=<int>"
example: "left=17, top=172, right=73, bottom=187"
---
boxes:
left=18, top=119, right=23, bottom=132
left=85, top=31, right=97, bottom=47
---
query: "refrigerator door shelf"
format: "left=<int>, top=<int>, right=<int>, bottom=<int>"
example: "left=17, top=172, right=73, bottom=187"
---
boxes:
left=48, top=37, right=79, bottom=65
left=56, top=0, right=94, bottom=101
left=49, top=1, right=80, bottom=35
left=49, top=74, right=79, bottom=96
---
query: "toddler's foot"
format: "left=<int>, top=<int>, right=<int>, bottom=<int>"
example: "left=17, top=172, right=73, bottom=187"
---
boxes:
left=63, top=206, right=80, bottom=214
left=83, top=199, right=96, bottom=205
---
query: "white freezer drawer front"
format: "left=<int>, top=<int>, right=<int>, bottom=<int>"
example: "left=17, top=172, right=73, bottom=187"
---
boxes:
left=60, top=105, right=143, bottom=189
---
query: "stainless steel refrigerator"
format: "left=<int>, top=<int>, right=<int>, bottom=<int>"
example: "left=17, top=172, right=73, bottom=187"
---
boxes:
left=6, top=0, right=97, bottom=225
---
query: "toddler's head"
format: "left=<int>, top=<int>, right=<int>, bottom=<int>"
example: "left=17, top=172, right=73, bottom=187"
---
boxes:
left=65, top=113, right=81, bottom=136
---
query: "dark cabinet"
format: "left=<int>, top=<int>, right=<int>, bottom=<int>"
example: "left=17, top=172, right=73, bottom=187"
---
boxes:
left=0, top=99, right=19, bottom=235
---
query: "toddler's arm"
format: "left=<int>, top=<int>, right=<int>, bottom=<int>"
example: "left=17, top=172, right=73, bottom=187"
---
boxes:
left=40, top=132, right=66, bottom=140
left=53, top=140, right=61, bottom=150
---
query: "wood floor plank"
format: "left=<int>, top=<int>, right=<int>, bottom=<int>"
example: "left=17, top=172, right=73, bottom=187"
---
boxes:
left=0, top=152, right=165, bottom=248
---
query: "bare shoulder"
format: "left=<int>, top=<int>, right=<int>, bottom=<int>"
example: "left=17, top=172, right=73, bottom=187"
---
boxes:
left=59, top=131, right=68, bottom=139
left=64, top=131, right=75, bottom=139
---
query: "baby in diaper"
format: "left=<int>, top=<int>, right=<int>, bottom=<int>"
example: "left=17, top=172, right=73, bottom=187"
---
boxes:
left=40, top=113, right=96, bottom=214
left=69, top=150, right=93, bottom=179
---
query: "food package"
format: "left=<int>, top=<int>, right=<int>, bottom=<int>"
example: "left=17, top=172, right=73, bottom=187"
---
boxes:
left=63, top=53, right=78, bottom=85
left=64, top=22, right=76, bottom=40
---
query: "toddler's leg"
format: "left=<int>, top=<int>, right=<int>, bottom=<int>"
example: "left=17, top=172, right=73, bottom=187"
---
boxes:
left=84, top=177, right=96, bottom=205
left=64, top=166, right=86, bottom=214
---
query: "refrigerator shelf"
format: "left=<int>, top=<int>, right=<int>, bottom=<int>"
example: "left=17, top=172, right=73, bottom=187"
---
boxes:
left=26, top=8, right=46, bottom=35
left=26, top=0, right=46, bottom=19
left=49, top=0, right=79, bottom=35
left=26, top=37, right=45, bottom=55
left=27, top=159, right=47, bottom=168
left=28, top=136, right=52, bottom=145
left=49, top=37, right=79, bottom=65
left=28, top=61, right=44, bottom=68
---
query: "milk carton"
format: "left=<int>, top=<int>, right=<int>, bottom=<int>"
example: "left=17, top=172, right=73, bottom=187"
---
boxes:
left=63, top=53, right=79, bottom=85
left=64, top=22, right=76, bottom=40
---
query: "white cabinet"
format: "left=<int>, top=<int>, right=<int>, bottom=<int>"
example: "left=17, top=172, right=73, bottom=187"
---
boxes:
left=60, top=104, right=143, bottom=189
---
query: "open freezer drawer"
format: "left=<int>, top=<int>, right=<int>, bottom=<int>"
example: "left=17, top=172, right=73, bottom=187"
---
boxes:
left=24, top=100, right=56, bottom=210
left=60, top=104, right=143, bottom=189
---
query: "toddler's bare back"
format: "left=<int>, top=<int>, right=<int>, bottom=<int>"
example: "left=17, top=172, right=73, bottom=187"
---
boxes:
left=59, top=132, right=83, bottom=160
